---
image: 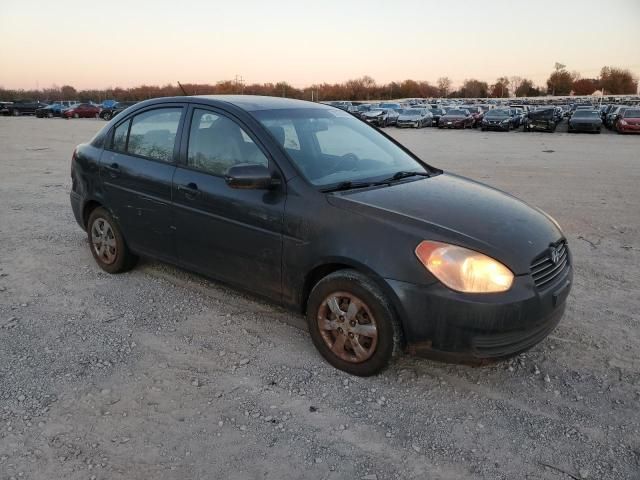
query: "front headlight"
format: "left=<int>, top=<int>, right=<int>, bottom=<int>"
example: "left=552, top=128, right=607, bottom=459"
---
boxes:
left=415, top=241, right=514, bottom=293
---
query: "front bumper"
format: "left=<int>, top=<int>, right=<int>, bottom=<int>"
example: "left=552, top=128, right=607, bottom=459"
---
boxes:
left=365, top=118, right=384, bottom=126
left=569, top=123, right=600, bottom=132
left=385, top=264, right=572, bottom=363
left=618, top=123, right=640, bottom=133
left=397, top=121, right=420, bottom=128
left=482, top=122, right=509, bottom=131
left=440, top=120, right=464, bottom=129
left=527, top=121, right=554, bottom=132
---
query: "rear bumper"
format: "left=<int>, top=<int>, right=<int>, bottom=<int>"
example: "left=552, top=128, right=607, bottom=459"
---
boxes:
left=70, top=191, right=85, bottom=230
left=384, top=264, right=572, bottom=363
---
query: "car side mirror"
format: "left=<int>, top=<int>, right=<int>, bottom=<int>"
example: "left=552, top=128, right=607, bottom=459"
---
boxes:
left=224, top=164, right=276, bottom=190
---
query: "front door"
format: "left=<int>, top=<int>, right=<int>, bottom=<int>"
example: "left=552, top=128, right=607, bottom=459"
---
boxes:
left=100, top=106, right=185, bottom=261
left=172, top=107, right=285, bottom=300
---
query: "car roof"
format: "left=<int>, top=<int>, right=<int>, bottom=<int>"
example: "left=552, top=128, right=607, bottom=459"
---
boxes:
left=184, top=95, right=330, bottom=111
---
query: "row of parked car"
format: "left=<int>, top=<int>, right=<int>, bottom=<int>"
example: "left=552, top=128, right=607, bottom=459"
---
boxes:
left=328, top=99, right=640, bottom=134
left=0, top=99, right=138, bottom=120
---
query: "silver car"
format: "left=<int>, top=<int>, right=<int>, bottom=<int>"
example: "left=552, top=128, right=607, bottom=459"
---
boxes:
left=395, top=108, right=433, bottom=128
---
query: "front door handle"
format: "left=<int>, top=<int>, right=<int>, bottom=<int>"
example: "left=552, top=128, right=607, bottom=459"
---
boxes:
left=177, top=182, right=201, bottom=199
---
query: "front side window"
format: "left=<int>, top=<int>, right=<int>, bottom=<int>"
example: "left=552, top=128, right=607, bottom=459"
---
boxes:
left=187, top=108, right=268, bottom=175
left=253, top=108, right=429, bottom=187
left=127, top=108, right=182, bottom=162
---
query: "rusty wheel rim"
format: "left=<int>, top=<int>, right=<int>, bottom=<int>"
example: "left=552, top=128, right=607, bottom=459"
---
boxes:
left=91, top=217, right=117, bottom=265
left=317, top=292, right=378, bottom=364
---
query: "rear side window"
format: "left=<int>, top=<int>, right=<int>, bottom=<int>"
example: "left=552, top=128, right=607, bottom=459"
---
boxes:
left=112, top=119, right=130, bottom=152
left=125, top=108, right=182, bottom=162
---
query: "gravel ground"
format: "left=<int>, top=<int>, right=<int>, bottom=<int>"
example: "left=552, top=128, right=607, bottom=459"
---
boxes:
left=0, top=116, right=638, bottom=480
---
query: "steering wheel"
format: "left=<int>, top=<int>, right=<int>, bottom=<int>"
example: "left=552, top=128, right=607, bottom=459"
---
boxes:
left=340, top=153, right=360, bottom=170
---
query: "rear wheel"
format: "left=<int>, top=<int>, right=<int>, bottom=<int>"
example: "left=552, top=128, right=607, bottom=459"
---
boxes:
left=87, top=207, right=137, bottom=273
left=306, top=270, right=402, bottom=376
left=103, top=112, right=112, bottom=121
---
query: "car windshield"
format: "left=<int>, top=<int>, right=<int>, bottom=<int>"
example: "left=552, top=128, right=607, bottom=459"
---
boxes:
left=253, top=108, right=429, bottom=188
left=402, top=109, right=422, bottom=115
left=486, top=110, right=509, bottom=117
left=446, top=109, right=466, bottom=115
left=572, top=111, right=599, bottom=118
left=380, top=103, right=400, bottom=109
left=623, top=109, right=640, bottom=118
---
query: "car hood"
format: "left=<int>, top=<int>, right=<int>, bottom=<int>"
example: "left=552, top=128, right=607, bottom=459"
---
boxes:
left=364, top=111, right=384, bottom=117
left=570, top=117, right=601, bottom=123
left=327, top=173, right=563, bottom=274
left=398, top=114, right=422, bottom=120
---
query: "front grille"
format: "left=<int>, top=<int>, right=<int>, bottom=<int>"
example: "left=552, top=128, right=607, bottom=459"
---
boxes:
left=530, top=241, right=569, bottom=289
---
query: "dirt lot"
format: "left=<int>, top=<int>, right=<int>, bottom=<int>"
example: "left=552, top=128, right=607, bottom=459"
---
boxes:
left=1, top=116, right=639, bottom=480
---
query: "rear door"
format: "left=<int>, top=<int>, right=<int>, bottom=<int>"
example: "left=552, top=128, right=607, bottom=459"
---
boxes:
left=172, top=106, right=285, bottom=299
left=100, top=105, right=185, bottom=261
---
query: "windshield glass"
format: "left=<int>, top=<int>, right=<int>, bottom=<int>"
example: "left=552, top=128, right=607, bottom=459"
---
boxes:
left=253, top=108, right=428, bottom=187
left=402, top=109, right=422, bottom=115
left=623, top=109, right=640, bottom=118
left=379, top=103, right=400, bottom=109
left=486, top=110, right=509, bottom=117
left=446, top=109, right=466, bottom=115
left=572, top=111, right=599, bottom=118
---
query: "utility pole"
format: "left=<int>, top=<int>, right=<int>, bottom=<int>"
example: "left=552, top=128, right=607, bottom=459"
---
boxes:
left=234, top=74, right=244, bottom=94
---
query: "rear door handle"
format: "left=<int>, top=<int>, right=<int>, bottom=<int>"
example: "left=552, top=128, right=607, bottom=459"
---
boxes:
left=177, top=182, right=201, bottom=199
left=104, top=162, right=120, bottom=178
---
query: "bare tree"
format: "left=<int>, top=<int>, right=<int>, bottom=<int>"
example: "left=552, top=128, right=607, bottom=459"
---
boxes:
left=509, top=76, right=523, bottom=96
left=437, top=77, right=451, bottom=97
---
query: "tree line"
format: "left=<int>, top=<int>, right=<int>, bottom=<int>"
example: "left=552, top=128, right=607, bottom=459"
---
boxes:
left=1, top=65, right=636, bottom=102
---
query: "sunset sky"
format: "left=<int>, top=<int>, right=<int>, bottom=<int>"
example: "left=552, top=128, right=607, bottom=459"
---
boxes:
left=1, top=0, right=638, bottom=90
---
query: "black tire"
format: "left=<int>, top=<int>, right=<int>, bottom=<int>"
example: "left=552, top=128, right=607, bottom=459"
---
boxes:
left=87, top=207, right=138, bottom=274
left=306, top=269, right=402, bottom=376
left=103, top=112, right=112, bottom=121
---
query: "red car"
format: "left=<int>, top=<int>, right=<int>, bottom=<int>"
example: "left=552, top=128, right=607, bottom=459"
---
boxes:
left=615, top=108, right=640, bottom=134
left=63, top=103, right=101, bottom=119
left=461, top=105, right=485, bottom=127
left=437, top=108, right=475, bottom=129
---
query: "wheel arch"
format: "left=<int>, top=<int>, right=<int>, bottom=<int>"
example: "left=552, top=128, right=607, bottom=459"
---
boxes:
left=82, top=199, right=103, bottom=229
left=300, top=258, right=407, bottom=336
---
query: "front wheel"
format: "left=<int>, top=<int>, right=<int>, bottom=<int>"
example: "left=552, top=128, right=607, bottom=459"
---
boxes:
left=103, top=112, right=112, bottom=121
left=306, top=270, right=402, bottom=376
left=87, top=207, right=138, bottom=273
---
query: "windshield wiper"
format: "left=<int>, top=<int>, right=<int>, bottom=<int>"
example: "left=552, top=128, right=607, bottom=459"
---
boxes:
left=320, top=181, right=374, bottom=193
left=381, top=170, right=431, bottom=183
left=321, top=171, right=430, bottom=193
